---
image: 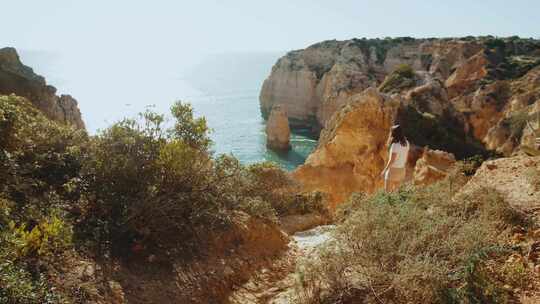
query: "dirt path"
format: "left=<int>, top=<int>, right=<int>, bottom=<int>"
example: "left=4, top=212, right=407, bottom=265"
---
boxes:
left=229, top=225, right=336, bottom=304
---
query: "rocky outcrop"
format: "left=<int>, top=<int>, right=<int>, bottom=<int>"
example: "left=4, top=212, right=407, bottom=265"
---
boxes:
left=0, top=47, right=84, bottom=128
left=445, top=52, right=489, bottom=98
left=413, top=149, right=456, bottom=185
left=452, top=66, right=540, bottom=156
left=459, top=155, right=540, bottom=212
left=292, top=89, right=399, bottom=208
left=261, top=37, right=540, bottom=146
left=266, top=37, right=540, bottom=207
left=262, top=38, right=484, bottom=130
left=115, top=211, right=289, bottom=304
left=266, top=105, right=291, bottom=151
left=291, top=87, right=479, bottom=208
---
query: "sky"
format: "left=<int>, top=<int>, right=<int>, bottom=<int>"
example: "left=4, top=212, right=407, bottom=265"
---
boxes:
left=1, top=0, right=539, bottom=131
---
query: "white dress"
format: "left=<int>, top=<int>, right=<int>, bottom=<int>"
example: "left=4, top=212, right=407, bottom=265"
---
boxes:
left=384, top=140, right=410, bottom=181
left=389, top=141, right=410, bottom=168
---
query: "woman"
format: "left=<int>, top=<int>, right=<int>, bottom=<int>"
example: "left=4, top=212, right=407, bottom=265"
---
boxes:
left=381, top=124, right=410, bottom=192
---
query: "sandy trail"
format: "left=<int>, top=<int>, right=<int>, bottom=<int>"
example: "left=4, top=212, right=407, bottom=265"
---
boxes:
left=229, top=225, right=336, bottom=304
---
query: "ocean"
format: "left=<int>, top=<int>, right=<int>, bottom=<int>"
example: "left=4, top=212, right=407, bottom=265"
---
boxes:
left=181, top=52, right=318, bottom=170
left=19, top=50, right=317, bottom=170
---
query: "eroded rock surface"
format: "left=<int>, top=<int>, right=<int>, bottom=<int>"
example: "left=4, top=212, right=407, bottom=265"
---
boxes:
left=292, top=88, right=399, bottom=208
left=263, top=37, right=540, bottom=207
left=0, top=47, right=84, bottom=128
left=459, top=155, right=540, bottom=212
left=413, top=149, right=456, bottom=185
left=261, top=37, right=540, bottom=149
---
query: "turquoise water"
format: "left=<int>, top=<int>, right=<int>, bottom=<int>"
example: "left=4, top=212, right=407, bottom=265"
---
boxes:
left=183, top=87, right=317, bottom=171
left=180, top=52, right=318, bottom=170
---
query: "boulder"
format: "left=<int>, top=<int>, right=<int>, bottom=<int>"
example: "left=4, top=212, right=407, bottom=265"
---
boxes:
left=413, top=149, right=456, bottom=185
left=266, top=105, right=291, bottom=151
left=459, top=155, right=540, bottom=212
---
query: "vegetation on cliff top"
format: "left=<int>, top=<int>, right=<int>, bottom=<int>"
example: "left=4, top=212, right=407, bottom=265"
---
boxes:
left=378, top=64, right=416, bottom=93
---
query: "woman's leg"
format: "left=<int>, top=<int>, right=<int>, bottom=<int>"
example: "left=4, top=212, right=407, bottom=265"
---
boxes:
left=385, top=168, right=406, bottom=192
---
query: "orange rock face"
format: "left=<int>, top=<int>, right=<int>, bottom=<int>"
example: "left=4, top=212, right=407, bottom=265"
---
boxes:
left=445, top=52, right=489, bottom=99
left=260, top=38, right=490, bottom=133
left=267, top=37, right=540, bottom=208
left=293, top=88, right=399, bottom=208
left=413, top=149, right=456, bottom=186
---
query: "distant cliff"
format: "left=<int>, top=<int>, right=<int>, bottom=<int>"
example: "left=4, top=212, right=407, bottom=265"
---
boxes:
left=262, top=36, right=540, bottom=206
left=0, top=47, right=84, bottom=129
left=260, top=36, right=540, bottom=139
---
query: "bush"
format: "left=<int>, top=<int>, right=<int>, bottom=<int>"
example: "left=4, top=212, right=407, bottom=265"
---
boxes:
left=379, top=64, right=416, bottom=93
left=0, top=94, right=318, bottom=301
left=0, top=95, right=82, bottom=303
left=243, top=162, right=328, bottom=217
left=296, top=180, right=529, bottom=304
left=9, top=214, right=72, bottom=258
left=78, top=102, right=303, bottom=256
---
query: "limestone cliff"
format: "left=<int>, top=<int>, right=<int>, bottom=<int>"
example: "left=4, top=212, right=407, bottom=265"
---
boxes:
left=265, top=105, right=291, bottom=151
left=292, top=89, right=398, bottom=207
left=260, top=37, right=477, bottom=131
left=291, top=88, right=466, bottom=207
left=264, top=37, right=540, bottom=207
left=0, top=47, right=84, bottom=129
left=260, top=37, right=540, bottom=144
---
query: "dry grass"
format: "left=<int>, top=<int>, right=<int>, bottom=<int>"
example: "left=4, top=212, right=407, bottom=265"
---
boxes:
left=294, top=176, right=532, bottom=304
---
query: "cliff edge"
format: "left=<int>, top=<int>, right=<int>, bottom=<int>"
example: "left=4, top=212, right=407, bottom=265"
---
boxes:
left=0, top=47, right=84, bottom=129
left=268, top=37, right=540, bottom=206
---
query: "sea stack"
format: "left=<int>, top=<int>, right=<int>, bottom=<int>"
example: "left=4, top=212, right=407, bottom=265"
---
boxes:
left=266, top=104, right=291, bottom=152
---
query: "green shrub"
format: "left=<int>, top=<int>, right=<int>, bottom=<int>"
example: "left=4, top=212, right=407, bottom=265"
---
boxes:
left=9, top=214, right=72, bottom=258
left=379, top=64, right=416, bottom=93
left=0, top=94, right=321, bottom=301
left=460, top=155, right=486, bottom=176
left=243, top=162, right=328, bottom=217
left=78, top=102, right=301, bottom=256
left=0, top=261, right=64, bottom=304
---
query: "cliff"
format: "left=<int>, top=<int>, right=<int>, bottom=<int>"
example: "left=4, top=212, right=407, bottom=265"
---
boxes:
left=260, top=37, right=540, bottom=141
left=292, top=88, right=462, bottom=207
left=270, top=37, right=540, bottom=206
left=0, top=47, right=84, bottom=129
